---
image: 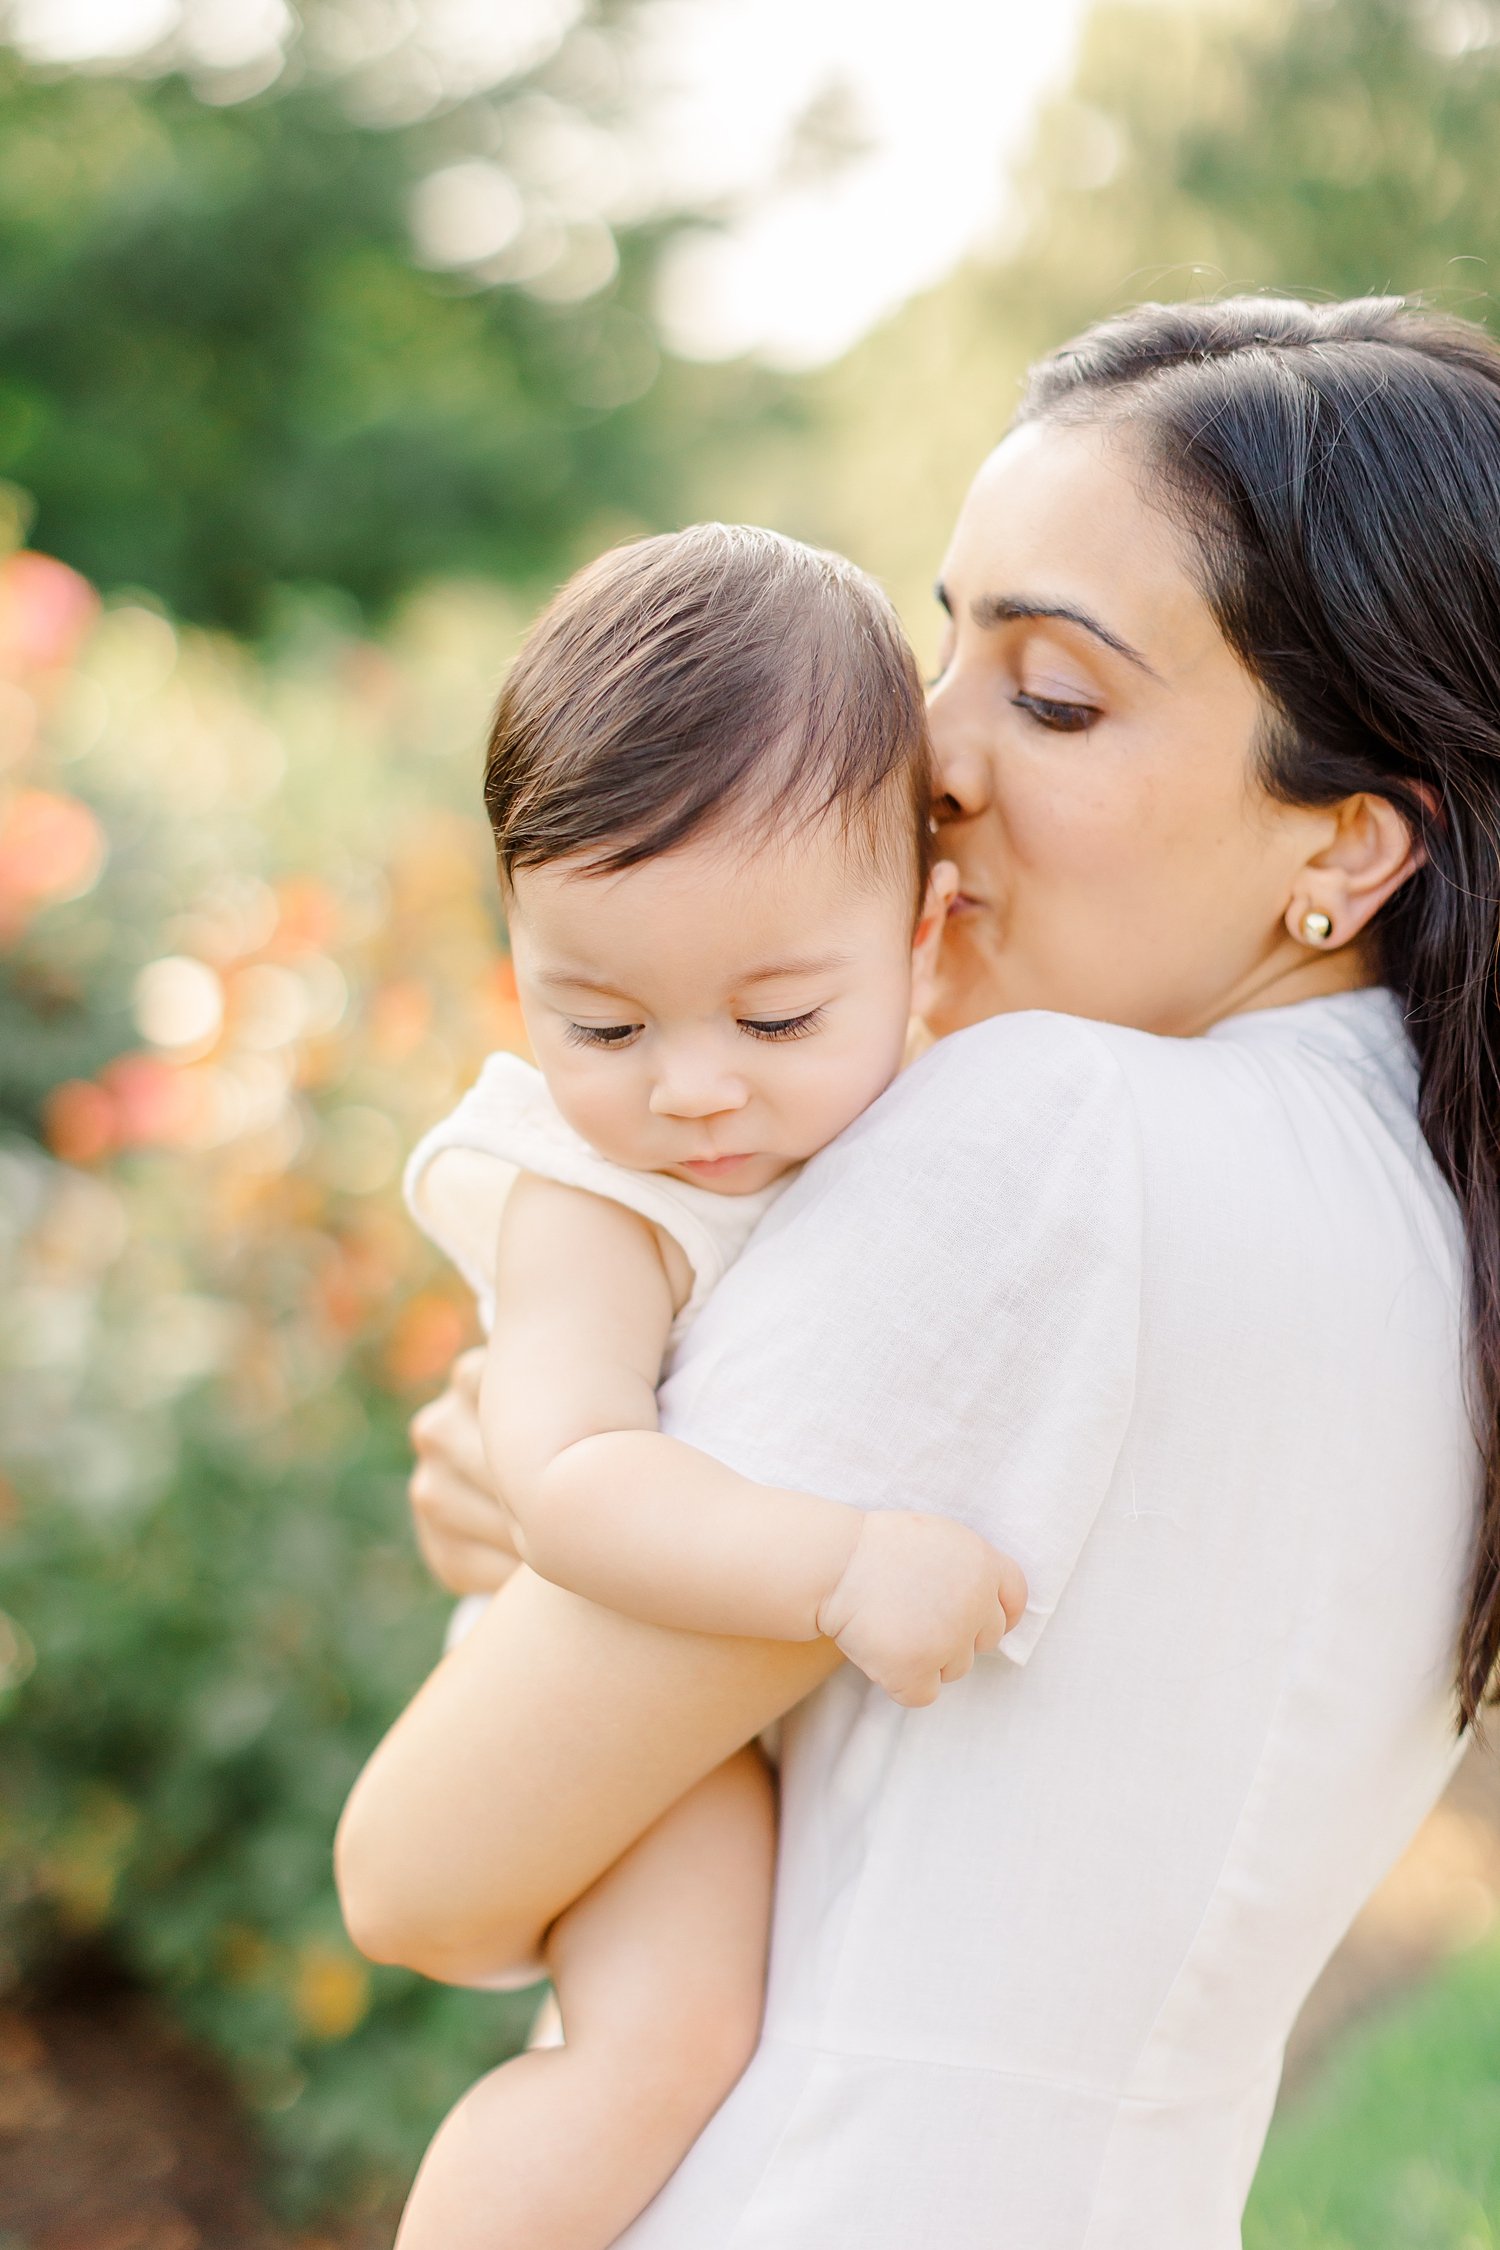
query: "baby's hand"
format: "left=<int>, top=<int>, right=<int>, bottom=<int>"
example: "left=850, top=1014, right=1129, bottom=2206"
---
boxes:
left=815, top=1512, right=1027, bottom=1708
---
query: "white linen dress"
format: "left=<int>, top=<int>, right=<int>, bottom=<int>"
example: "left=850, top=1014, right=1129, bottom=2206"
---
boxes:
left=590, top=989, right=1475, bottom=2250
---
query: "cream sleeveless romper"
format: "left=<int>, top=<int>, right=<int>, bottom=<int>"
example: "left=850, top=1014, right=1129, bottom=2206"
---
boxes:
left=404, top=1050, right=790, bottom=1345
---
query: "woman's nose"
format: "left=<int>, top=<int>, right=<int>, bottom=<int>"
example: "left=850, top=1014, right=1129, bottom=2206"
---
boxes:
left=927, top=680, right=993, bottom=825
left=648, top=1058, right=750, bottom=1120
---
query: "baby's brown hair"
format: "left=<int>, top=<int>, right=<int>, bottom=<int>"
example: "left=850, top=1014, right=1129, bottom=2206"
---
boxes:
left=484, top=523, right=933, bottom=913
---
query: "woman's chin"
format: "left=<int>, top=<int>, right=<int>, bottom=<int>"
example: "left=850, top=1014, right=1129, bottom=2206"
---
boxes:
left=930, top=900, right=1020, bottom=1036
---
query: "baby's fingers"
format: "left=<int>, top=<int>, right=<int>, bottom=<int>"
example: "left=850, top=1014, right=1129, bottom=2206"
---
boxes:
left=974, top=1596, right=1010, bottom=1656
left=890, top=1670, right=942, bottom=1710
left=939, top=1643, right=976, bottom=1685
left=996, top=1554, right=1029, bottom=1634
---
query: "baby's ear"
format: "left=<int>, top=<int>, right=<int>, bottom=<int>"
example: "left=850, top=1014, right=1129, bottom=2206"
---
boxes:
left=909, top=860, right=958, bottom=1014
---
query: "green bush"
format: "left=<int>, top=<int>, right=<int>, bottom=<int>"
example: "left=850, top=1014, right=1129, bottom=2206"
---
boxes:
left=0, top=552, right=542, bottom=2214
left=1247, top=1940, right=1500, bottom=2248
left=0, top=1392, right=542, bottom=2214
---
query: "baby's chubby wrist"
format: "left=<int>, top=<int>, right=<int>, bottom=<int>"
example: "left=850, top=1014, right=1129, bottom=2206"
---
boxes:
left=814, top=1509, right=1027, bottom=1709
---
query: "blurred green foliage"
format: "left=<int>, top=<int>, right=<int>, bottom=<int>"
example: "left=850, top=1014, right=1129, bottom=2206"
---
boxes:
left=0, top=4, right=749, bottom=633
left=1245, top=1939, right=1500, bottom=2245
left=4, top=0, right=1500, bottom=2225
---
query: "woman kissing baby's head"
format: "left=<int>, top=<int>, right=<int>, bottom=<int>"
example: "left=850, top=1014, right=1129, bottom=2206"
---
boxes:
left=484, top=523, right=953, bottom=1194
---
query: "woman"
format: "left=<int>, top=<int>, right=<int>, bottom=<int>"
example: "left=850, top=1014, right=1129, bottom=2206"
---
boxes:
left=337, top=297, right=1499, bottom=2246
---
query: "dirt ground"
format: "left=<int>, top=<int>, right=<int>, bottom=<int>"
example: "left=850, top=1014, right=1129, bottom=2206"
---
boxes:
left=2, top=1744, right=1497, bottom=2250
left=0, top=1975, right=392, bottom=2250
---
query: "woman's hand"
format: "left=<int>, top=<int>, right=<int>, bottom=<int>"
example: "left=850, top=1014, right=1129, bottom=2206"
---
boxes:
left=408, top=1345, right=523, bottom=1595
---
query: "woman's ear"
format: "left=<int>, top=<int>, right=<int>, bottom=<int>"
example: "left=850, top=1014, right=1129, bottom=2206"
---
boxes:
left=1291, top=793, right=1423, bottom=950
left=909, top=859, right=959, bottom=1018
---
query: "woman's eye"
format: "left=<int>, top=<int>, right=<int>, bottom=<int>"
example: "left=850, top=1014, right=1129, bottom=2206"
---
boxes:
left=739, top=1008, right=825, bottom=1043
left=565, top=1022, right=641, bottom=1049
left=1013, top=691, right=1097, bottom=733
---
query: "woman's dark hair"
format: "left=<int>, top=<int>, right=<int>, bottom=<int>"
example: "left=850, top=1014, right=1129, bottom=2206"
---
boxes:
left=484, top=522, right=932, bottom=913
left=1020, top=295, right=1500, bottom=1726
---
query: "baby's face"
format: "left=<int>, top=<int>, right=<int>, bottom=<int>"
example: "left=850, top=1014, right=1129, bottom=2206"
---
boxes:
left=507, top=819, right=952, bottom=1195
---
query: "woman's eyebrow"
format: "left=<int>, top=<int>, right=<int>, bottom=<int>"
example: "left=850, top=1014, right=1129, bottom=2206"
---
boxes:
left=933, top=582, right=1162, bottom=679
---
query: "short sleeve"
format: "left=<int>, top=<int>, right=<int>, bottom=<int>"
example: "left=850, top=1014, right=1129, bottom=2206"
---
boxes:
left=657, top=1013, right=1144, bottom=1663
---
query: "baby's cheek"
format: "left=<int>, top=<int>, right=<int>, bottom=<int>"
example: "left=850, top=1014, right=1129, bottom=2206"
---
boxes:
left=551, top=1066, right=642, bottom=1163
left=792, top=1033, right=904, bottom=1151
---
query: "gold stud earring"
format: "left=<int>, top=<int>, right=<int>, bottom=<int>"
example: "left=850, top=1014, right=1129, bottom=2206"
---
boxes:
left=1300, top=909, right=1334, bottom=944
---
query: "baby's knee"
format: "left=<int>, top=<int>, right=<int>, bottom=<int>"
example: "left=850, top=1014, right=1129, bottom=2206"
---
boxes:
left=580, top=1967, right=764, bottom=2143
left=659, top=1970, right=763, bottom=2094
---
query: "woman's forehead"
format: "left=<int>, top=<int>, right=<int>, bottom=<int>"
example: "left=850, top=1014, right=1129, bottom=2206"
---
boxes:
left=940, top=418, right=1219, bottom=671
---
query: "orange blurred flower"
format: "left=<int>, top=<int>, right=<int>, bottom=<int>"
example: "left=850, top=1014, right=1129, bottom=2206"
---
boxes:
left=273, top=877, right=340, bottom=956
left=45, top=1057, right=221, bottom=1161
left=367, top=977, right=432, bottom=1062
left=42, top=1079, right=116, bottom=1165
left=382, top=1291, right=471, bottom=1391
left=478, top=954, right=530, bottom=1056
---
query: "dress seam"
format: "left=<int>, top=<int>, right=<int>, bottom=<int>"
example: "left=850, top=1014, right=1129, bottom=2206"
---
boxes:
left=753, top=2030, right=1279, bottom=2109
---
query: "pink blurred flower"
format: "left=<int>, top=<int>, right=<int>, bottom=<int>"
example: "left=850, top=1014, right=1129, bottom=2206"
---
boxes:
left=103, top=1054, right=216, bottom=1149
left=0, top=553, right=99, bottom=676
left=0, top=788, right=107, bottom=938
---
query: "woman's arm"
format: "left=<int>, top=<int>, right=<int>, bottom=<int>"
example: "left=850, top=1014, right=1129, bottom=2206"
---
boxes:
left=336, top=1565, right=841, bottom=1983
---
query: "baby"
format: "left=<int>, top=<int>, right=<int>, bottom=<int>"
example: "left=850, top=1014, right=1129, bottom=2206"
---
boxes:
left=384, top=525, right=1027, bottom=2249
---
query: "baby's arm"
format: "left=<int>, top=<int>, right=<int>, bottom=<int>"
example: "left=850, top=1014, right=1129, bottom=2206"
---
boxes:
left=487, top=1174, right=1025, bottom=1706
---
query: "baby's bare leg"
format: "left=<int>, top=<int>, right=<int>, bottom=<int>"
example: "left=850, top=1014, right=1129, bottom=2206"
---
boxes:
left=395, top=1744, right=776, bottom=2250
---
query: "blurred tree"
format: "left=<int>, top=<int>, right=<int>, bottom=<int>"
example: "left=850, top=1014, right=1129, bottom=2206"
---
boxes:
left=0, top=0, right=737, bottom=633
left=718, top=0, right=1500, bottom=659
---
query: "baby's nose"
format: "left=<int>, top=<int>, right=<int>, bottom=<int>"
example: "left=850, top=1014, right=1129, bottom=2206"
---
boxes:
left=648, top=1061, right=749, bottom=1119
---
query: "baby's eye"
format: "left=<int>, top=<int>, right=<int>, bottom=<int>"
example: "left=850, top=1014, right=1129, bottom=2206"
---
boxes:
left=738, top=1008, right=825, bottom=1042
left=565, top=1022, right=641, bottom=1049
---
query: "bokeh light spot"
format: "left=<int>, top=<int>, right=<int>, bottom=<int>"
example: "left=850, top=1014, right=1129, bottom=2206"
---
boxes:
left=133, top=955, right=225, bottom=1050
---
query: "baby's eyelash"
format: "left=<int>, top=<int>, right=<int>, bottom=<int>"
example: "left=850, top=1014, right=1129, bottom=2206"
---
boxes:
left=565, top=1022, right=641, bottom=1049
left=738, top=1008, right=825, bottom=1042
